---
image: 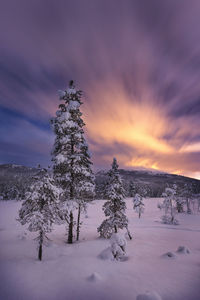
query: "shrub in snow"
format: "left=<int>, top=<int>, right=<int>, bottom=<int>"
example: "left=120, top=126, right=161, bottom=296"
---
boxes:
left=161, top=185, right=179, bottom=225
left=97, top=158, right=131, bottom=239
left=136, top=291, right=162, bottom=300
left=51, top=80, right=95, bottom=243
left=18, top=168, right=60, bottom=261
left=133, top=193, right=145, bottom=218
left=176, top=246, right=190, bottom=254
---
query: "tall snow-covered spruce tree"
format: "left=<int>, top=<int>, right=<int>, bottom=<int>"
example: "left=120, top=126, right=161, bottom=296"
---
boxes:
left=51, top=80, right=95, bottom=243
left=98, top=158, right=131, bottom=239
left=18, top=168, right=60, bottom=261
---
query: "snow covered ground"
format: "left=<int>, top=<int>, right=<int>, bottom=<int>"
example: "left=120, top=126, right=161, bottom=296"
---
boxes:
left=0, top=198, right=200, bottom=300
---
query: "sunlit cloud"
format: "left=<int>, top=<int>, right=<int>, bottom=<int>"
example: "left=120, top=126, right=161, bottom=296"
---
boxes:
left=84, top=82, right=174, bottom=153
left=179, top=142, right=200, bottom=153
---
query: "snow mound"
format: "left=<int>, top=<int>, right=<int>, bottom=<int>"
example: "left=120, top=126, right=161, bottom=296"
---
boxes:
left=110, top=233, right=127, bottom=261
left=98, top=247, right=113, bottom=260
left=87, top=272, right=102, bottom=282
left=136, top=291, right=162, bottom=300
left=110, top=233, right=127, bottom=248
left=161, top=251, right=177, bottom=259
left=176, top=246, right=190, bottom=254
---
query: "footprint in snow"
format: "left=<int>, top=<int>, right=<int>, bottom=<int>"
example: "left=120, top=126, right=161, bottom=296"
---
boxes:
left=161, top=251, right=177, bottom=259
left=176, top=246, right=190, bottom=254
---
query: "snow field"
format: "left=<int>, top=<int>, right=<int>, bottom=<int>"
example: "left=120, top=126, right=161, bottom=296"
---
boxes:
left=0, top=198, right=200, bottom=300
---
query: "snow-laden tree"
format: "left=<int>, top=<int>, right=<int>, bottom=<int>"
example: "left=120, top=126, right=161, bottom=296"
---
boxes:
left=175, top=196, right=184, bottom=213
left=129, top=181, right=136, bottom=197
left=51, top=80, right=95, bottom=243
left=75, top=137, right=95, bottom=241
left=179, top=183, right=193, bottom=214
left=98, top=158, right=131, bottom=239
left=133, top=193, right=145, bottom=218
left=161, top=185, right=179, bottom=225
left=18, top=168, right=60, bottom=260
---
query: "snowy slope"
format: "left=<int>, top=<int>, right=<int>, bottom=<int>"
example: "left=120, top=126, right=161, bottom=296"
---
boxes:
left=0, top=199, right=200, bottom=300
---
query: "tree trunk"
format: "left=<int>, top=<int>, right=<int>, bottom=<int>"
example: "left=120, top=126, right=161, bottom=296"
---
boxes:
left=170, top=199, right=174, bottom=223
left=177, top=203, right=181, bottom=213
left=38, top=231, right=43, bottom=261
left=186, top=198, right=191, bottom=214
left=76, top=203, right=81, bottom=241
left=126, top=226, right=132, bottom=240
left=68, top=211, right=73, bottom=244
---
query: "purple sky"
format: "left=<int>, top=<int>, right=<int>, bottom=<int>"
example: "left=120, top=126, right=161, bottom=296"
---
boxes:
left=0, top=0, right=200, bottom=178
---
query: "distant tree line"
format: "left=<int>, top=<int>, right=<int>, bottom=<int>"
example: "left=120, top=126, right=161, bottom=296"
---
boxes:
left=95, top=176, right=200, bottom=199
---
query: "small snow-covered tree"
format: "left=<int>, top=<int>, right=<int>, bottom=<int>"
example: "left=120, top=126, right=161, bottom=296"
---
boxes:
left=175, top=196, right=184, bottom=213
left=98, top=158, right=131, bottom=239
left=161, top=185, right=179, bottom=225
left=18, top=168, right=60, bottom=260
left=133, top=193, right=145, bottom=218
left=129, top=181, right=137, bottom=197
left=51, top=80, right=95, bottom=243
left=180, top=183, right=193, bottom=214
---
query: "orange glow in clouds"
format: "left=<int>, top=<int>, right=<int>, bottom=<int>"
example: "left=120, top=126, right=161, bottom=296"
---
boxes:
left=82, top=81, right=199, bottom=179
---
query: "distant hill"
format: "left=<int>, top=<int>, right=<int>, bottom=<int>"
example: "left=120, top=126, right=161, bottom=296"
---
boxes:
left=0, top=164, right=199, bottom=200
left=95, top=168, right=200, bottom=198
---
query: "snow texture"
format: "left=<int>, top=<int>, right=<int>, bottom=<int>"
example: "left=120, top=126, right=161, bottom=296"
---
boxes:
left=87, top=272, right=102, bottom=282
left=98, top=246, right=114, bottom=260
left=0, top=198, right=200, bottom=300
left=161, top=251, right=177, bottom=259
left=136, top=291, right=162, bottom=300
left=176, top=246, right=190, bottom=254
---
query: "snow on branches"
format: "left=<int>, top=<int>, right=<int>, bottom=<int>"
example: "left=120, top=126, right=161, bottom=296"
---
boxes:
left=161, top=185, right=179, bottom=225
left=18, top=168, right=60, bottom=260
left=133, top=193, right=145, bottom=218
left=51, top=80, right=95, bottom=243
left=98, top=158, right=130, bottom=239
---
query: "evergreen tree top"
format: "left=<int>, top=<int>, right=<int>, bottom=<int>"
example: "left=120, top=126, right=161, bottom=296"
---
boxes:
left=112, top=157, right=119, bottom=171
left=58, top=80, right=83, bottom=106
